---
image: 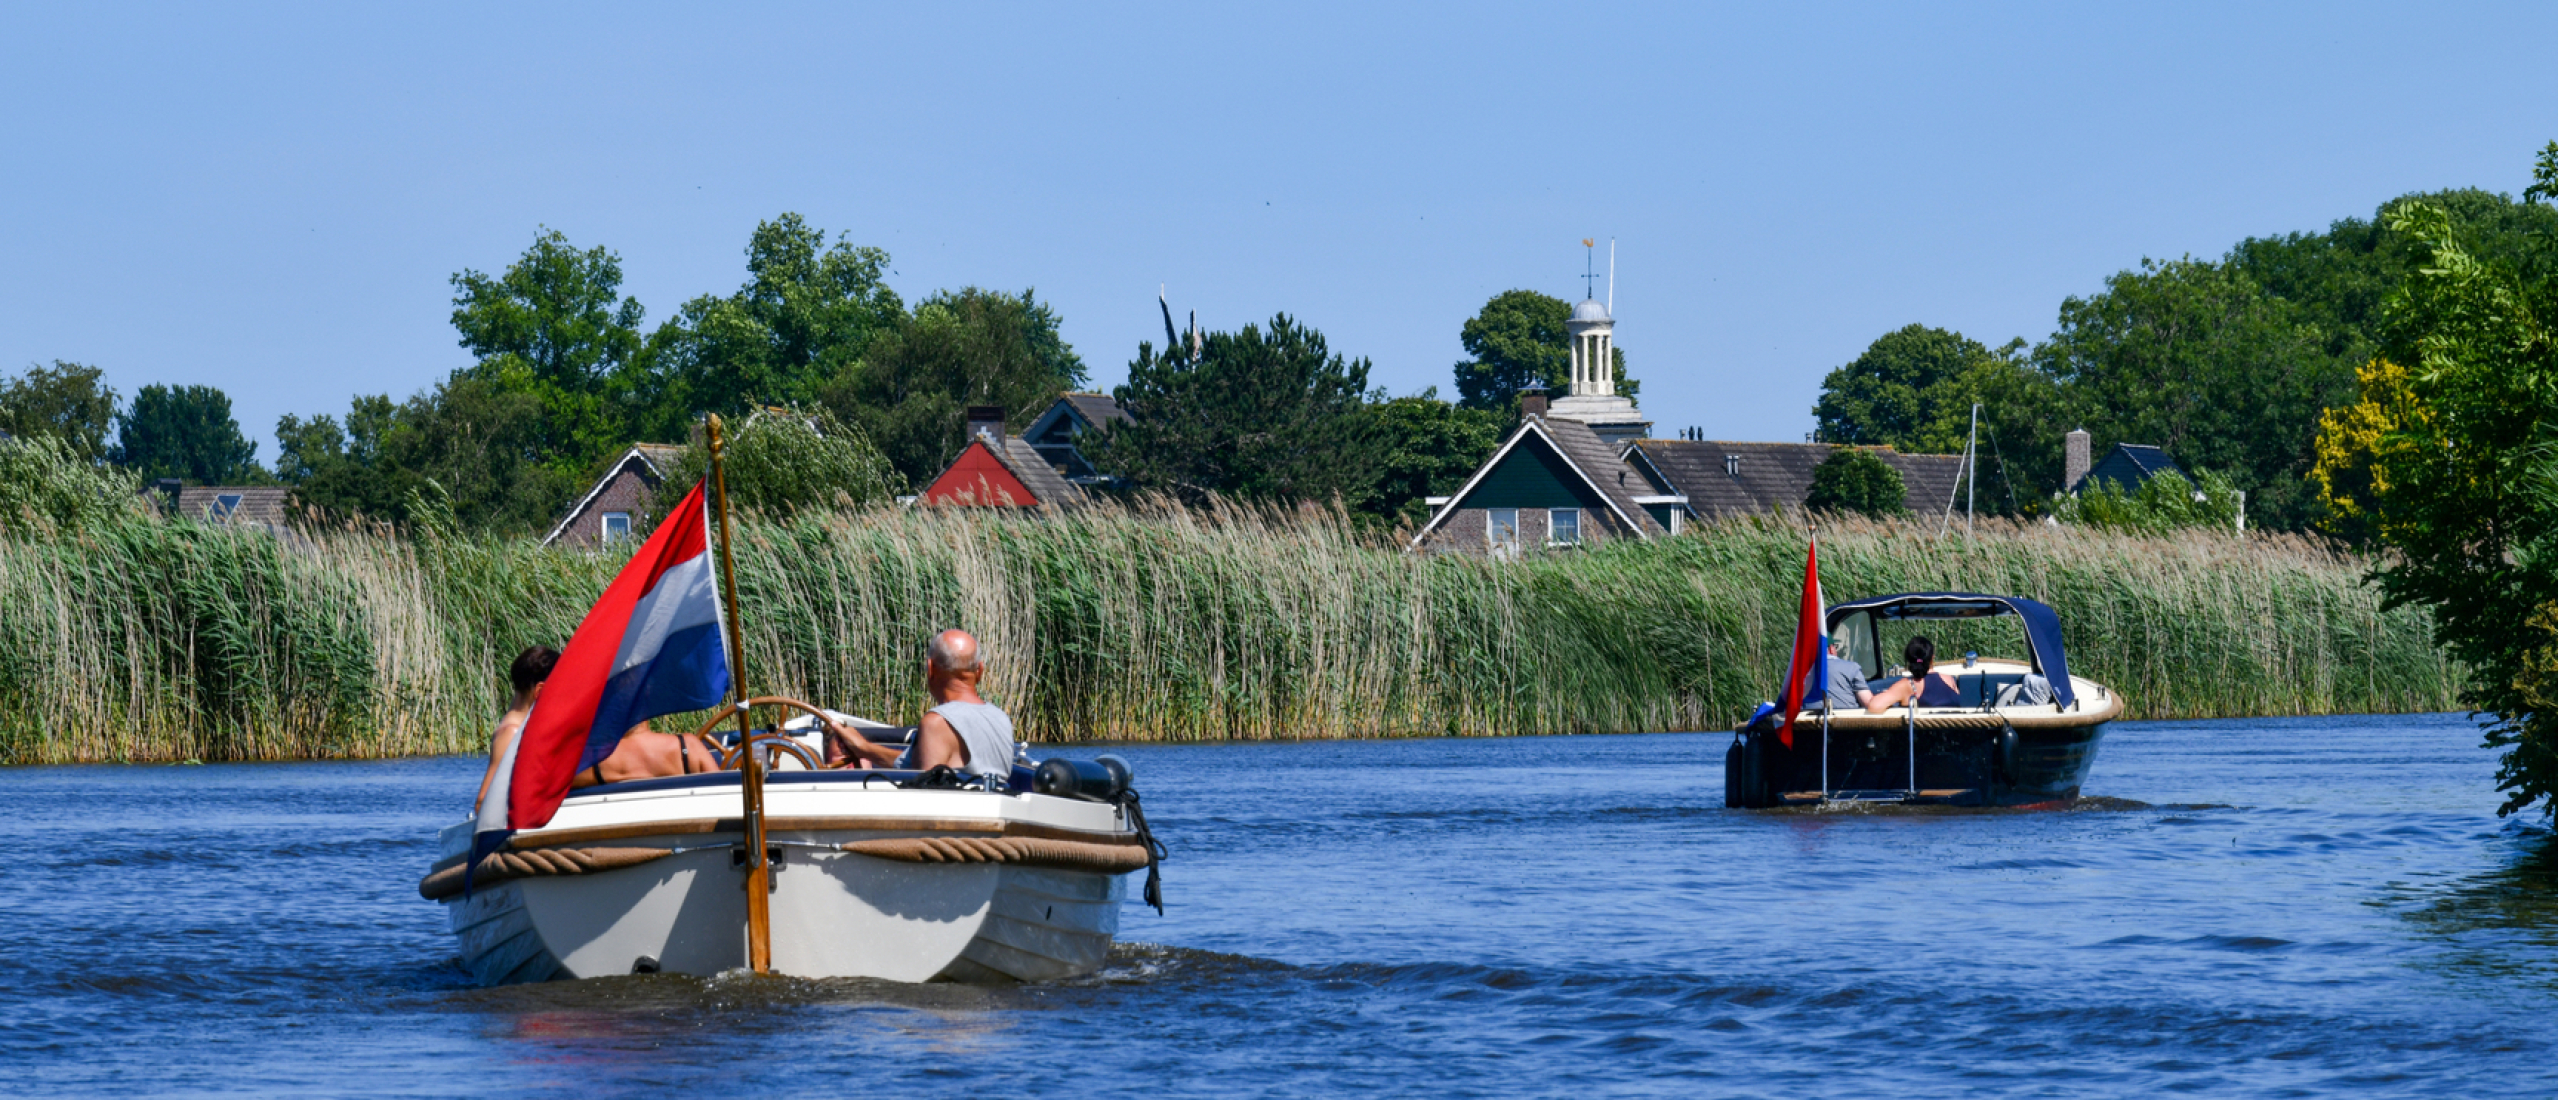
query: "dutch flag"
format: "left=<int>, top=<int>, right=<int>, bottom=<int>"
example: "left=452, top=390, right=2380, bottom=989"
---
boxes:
left=472, top=481, right=731, bottom=865
left=1775, top=536, right=1826, bottom=749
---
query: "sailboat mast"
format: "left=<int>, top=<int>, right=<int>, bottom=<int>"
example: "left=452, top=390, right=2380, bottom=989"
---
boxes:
left=1966, top=403, right=1979, bottom=543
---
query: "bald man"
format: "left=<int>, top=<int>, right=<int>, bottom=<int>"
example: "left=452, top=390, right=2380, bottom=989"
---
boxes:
left=825, top=629, right=1016, bottom=777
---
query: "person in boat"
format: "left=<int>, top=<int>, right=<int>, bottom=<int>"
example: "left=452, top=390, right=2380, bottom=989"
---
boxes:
left=571, top=720, right=727, bottom=787
left=823, top=629, right=1016, bottom=778
left=1820, top=635, right=1881, bottom=713
left=1869, top=635, right=1962, bottom=710
left=475, top=645, right=557, bottom=810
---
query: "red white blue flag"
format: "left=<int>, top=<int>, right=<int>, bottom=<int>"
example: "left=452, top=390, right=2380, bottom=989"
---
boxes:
left=1774, top=536, right=1827, bottom=749
left=474, top=482, right=731, bottom=852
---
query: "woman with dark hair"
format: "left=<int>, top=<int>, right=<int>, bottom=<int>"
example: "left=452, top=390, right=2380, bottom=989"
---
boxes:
left=1870, top=635, right=1963, bottom=710
left=475, top=644, right=728, bottom=804
left=475, top=645, right=559, bottom=811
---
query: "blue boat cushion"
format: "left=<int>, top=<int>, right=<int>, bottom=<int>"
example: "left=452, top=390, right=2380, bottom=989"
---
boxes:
left=1965, top=672, right=2026, bottom=707
left=1858, top=672, right=2027, bottom=708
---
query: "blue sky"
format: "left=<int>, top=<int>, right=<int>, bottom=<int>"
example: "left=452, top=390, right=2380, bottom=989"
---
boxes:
left=3, top=3, right=2552, bottom=460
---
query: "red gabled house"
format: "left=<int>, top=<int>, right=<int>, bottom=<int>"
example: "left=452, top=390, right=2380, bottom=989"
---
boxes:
left=918, top=405, right=1082, bottom=507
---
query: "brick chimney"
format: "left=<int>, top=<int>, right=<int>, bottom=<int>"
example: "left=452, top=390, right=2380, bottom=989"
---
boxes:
left=965, top=405, right=1006, bottom=444
left=2064, top=428, right=2092, bottom=493
left=1518, top=386, right=1549, bottom=419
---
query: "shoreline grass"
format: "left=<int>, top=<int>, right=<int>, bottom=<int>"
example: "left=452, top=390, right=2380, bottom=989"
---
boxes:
left=0, top=504, right=2462, bottom=765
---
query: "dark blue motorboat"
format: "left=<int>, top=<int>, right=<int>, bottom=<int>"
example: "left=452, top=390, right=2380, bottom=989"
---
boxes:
left=1724, top=592, right=2120, bottom=809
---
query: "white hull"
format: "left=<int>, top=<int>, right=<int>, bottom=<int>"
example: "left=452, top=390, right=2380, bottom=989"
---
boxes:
left=434, top=778, right=1137, bottom=984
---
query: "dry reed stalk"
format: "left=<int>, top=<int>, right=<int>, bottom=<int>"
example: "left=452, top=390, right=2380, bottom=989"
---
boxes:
left=0, top=503, right=2462, bottom=764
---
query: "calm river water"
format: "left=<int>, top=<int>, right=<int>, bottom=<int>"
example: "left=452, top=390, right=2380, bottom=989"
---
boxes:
left=3, top=714, right=2552, bottom=1097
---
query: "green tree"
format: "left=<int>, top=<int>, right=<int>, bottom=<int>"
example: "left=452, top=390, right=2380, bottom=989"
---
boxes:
left=275, top=379, right=577, bottom=534
left=383, top=378, right=581, bottom=534
left=2231, top=187, right=2558, bottom=372
left=647, top=407, right=898, bottom=526
left=819, top=286, right=1085, bottom=489
left=275, top=394, right=402, bottom=520
left=641, top=214, right=903, bottom=439
left=0, top=361, right=118, bottom=461
left=114, top=384, right=263, bottom=484
left=1813, top=325, right=2029, bottom=453
left=1365, top=391, right=1505, bottom=528
left=1096, top=314, right=1379, bottom=505
left=1804, top=447, right=1907, bottom=517
left=1451, top=289, right=1634, bottom=410
left=2359, top=143, right=2558, bottom=818
left=2032, top=258, right=2351, bottom=531
left=448, top=227, right=648, bottom=472
left=2051, top=469, right=2245, bottom=535
left=0, top=435, right=144, bottom=533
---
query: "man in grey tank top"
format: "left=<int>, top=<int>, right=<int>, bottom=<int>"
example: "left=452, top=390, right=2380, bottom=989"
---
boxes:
left=823, top=629, right=1015, bottom=778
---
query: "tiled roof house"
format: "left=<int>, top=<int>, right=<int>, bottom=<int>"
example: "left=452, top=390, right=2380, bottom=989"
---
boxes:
left=1409, top=402, right=1681, bottom=555
left=544, top=443, right=687, bottom=547
left=918, top=406, right=1084, bottom=507
left=1022, top=393, right=1129, bottom=485
left=147, top=482, right=295, bottom=534
left=1625, top=440, right=1967, bottom=522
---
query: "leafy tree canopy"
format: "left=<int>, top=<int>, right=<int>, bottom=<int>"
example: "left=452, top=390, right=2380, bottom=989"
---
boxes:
left=449, top=227, right=646, bottom=473
left=1813, top=325, right=2027, bottom=455
left=2033, top=257, right=2349, bottom=532
left=1804, top=448, right=1907, bottom=517
left=642, top=214, right=903, bottom=440
left=819, top=286, right=1085, bottom=490
left=2051, top=469, right=2245, bottom=535
left=277, top=380, right=575, bottom=534
left=1823, top=189, right=2558, bottom=533
left=0, top=361, right=118, bottom=461
left=1096, top=314, right=1379, bottom=505
left=2353, top=143, right=2558, bottom=818
left=647, top=407, right=898, bottom=527
left=114, top=384, right=263, bottom=485
left=1451, top=289, right=1633, bottom=411
left=1366, top=390, right=1506, bottom=529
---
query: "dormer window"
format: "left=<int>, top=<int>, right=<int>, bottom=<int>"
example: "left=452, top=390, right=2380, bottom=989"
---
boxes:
left=1724, top=454, right=1741, bottom=477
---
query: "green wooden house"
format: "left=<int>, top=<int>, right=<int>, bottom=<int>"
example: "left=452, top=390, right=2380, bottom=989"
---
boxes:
left=1409, top=402, right=1683, bottom=555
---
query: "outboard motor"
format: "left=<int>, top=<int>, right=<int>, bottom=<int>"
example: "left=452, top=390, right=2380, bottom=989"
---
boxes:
left=1034, top=755, right=1133, bottom=802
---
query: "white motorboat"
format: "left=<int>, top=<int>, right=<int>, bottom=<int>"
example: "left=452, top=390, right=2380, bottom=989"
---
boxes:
left=421, top=706, right=1162, bottom=985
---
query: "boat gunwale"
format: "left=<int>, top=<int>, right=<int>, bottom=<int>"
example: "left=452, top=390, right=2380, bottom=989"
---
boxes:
left=1807, top=690, right=2122, bottom=731
left=429, top=813, right=1139, bottom=875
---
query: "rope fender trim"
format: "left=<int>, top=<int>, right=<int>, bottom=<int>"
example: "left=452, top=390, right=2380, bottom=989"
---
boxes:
left=418, top=846, right=674, bottom=901
left=841, top=836, right=1152, bottom=873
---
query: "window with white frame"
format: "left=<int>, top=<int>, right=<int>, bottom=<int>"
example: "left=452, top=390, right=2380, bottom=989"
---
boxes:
left=601, top=512, right=632, bottom=543
left=1487, top=508, right=1520, bottom=553
left=1549, top=508, right=1581, bottom=546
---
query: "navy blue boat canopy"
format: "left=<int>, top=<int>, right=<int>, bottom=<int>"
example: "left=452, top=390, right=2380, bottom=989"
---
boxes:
left=1823, top=592, right=2076, bottom=708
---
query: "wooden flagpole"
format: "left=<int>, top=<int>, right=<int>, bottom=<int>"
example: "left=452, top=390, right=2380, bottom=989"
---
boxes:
left=707, top=415, right=771, bottom=974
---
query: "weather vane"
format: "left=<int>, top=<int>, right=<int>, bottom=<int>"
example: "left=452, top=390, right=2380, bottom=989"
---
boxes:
left=1581, top=238, right=1599, bottom=298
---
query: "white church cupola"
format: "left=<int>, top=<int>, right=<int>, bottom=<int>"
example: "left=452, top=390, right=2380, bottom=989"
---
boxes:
left=1545, top=239, right=1651, bottom=449
left=1567, top=297, right=1614, bottom=398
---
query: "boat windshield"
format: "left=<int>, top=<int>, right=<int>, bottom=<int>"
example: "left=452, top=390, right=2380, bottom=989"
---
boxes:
left=1821, top=592, right=2080, bottom=708
left=1830, top=611, right=1878, bottom=673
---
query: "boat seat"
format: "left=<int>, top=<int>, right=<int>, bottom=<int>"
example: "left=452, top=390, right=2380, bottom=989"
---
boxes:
left=1864, top=672, right=2028, bottom=708
left=1962, top=672, right=2026, bottom=708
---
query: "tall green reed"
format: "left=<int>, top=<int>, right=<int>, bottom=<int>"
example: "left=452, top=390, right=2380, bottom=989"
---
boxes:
left=0, top=503, right=2461, bottom=764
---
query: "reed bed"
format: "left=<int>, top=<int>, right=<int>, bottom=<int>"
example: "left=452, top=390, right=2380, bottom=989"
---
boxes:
left=0, top=505, right=2460, bottom=764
